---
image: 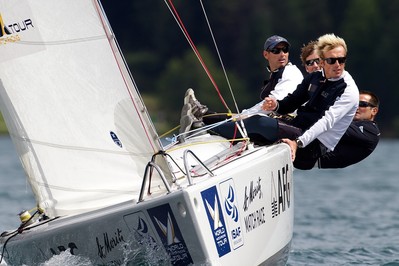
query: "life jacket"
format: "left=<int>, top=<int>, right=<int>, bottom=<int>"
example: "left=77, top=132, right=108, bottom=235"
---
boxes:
left=260, top=66, right=285, bottom=100
left=293, top=74, right=347, bottom=130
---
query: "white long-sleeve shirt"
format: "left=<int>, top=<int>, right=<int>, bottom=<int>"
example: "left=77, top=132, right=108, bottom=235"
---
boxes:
left=269, top=63, right=304, bottom=100
left=296, top=71, right=359, bottom=151
left=244, top=63, right=303, bottom=116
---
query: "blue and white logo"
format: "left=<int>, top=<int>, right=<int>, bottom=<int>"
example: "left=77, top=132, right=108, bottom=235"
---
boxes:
left=220, top=179, right=244, bottom=250
left=201, top=186, right=231, bottom=257
left=110, top=131, right=122, bottom=148
left=225, top=185, right=239, bottom=222
left=147, top=204, right=193, bottom=265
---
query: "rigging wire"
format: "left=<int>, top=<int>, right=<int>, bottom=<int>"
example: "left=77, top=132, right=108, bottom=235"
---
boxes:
left=197, top=0, right=249, bottom=139
left=164, top=0, right=230, bottom=112
left=163, top=0, right=250, bottom=141
left=198, top=0, right=239, bottom=115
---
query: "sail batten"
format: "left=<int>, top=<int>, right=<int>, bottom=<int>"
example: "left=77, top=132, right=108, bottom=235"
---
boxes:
left=0, top=0, right=170, bottom=217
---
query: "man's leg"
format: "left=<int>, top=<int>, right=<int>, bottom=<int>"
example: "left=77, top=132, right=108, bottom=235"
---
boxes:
left=294, top=140, right=327, bottom=170
left=211, top=115, right=279, bottom=145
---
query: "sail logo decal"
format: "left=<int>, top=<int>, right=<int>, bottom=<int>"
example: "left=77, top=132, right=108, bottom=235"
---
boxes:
left=0, top=13, right=33, bottom=45
left=201, top=186, right=231, bottom=257
left=110, top=131, right=123, bottom=148
left=0, top=14, right=11, bottom=37
left=153, top=214, right=180, bottom=244
left=147, top=204, right=193, bottom=265
left=271, top=164, right=291, bottom=218
left=0, top=6, right=44, bottom=62
left=219, top=179, right=244, bottom=250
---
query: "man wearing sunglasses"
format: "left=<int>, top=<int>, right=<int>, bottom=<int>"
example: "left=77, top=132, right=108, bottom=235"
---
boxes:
left=263, top=33, right=359, bottom=170
left=180, top=34, right=360, bottom=169
left=180, top=35, right=303, bottom=141
left=299, top=42, right=380, bottom=168
left=235, top=35, right=303, bottom=124
left=260, top=35, right=303, bottom=101
left=300, top=40, right=321, bottom=74
left=318, top=91, right=380, bottom=168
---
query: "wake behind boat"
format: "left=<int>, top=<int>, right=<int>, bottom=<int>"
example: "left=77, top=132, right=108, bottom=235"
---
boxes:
left=0, top=1, right=294, bottom=265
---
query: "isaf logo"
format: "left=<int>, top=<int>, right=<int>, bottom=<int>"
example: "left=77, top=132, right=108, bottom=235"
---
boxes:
left=224, top=185, right=239, bottom=222
left=220, top=180, right=244, bottom=250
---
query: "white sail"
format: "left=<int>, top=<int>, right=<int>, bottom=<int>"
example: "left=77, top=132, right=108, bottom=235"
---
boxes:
left=0, top=0, right=170, bottom=217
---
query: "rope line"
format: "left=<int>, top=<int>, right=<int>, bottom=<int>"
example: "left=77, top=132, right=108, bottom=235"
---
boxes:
left=162, top=1, right=251, bottom=142
left=164, top=0, right=230, bottom=111
left=199, top=0, right=238, bottom=115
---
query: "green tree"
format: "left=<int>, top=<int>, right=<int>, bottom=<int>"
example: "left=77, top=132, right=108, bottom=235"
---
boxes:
left=154, top=46, right=247, bottom=130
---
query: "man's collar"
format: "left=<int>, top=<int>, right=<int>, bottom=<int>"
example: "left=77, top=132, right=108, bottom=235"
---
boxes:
left=321, top=69, right=346, bottom=81
left=267, top=62, right=291, bottom=73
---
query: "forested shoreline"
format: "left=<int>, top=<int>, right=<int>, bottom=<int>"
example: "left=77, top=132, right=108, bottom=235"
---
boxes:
left=100, top=0, right=398, bottom=137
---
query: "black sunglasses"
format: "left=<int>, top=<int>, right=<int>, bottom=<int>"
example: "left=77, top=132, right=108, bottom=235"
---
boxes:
left=268, top=46, right=289, bottom=54
left=305, top=58, right=320, bottom=66
left=359, top=101, right=376, bottom=108
left=323, top=57, right=347, bottom=65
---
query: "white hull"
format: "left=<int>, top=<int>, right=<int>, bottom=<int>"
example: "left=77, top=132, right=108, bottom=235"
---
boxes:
left=1, top=139, right=294, bottom=265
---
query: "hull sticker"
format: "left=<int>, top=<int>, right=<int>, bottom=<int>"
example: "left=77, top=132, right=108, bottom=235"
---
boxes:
left=242, top=176, right=266, bottom=233
left=123, top=211, right=158, bottom=249
left=219, top=179, right=244, bottom=250
left=147, top=204, right=193, bottom=265
left=271, top=164, right=291, bottom=218
left=201, top=186, right=231, bottom=257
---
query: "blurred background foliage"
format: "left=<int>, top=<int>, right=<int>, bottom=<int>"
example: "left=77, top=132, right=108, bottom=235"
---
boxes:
left=1, top=0, right=398, bottom=138
left=99, top=0, right=399, bottom=137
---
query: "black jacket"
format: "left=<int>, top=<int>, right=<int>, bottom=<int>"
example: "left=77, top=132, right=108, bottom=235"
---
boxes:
left=260, top=67, right=285, bottom=100
left=277, top=71, right=347, bottom=131
left=318, top=120, right=380, bottom=168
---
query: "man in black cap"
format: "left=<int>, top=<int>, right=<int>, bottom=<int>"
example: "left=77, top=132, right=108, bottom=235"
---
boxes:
left=179, top=35, right=303, bottom=144
left=203, top=35, right=303, bottom=121
left=178, top=35, right=303, bottom=143
left=260, top=35, right=303, bottom=101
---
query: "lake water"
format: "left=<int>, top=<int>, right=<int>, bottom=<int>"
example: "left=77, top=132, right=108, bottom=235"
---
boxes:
left=1, top=135, right=399, bottom=265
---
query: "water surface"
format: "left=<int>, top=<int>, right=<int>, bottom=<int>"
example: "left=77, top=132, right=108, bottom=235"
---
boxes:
left=1, top=136, right=398, bottom=265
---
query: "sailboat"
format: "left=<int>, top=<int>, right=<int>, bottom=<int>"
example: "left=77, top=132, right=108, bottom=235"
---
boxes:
left=0, top=0, right=294, bottom=265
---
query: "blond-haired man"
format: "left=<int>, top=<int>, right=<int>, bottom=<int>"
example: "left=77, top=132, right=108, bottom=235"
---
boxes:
left=263, top=33, right=359, bottom=169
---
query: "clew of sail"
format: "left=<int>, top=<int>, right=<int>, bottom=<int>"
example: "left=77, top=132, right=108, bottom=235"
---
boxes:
left=0, top=0, right=172, bottom=217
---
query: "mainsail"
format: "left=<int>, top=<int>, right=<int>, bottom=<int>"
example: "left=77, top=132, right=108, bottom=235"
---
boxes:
left=0, top=0, right=170, bottom=217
